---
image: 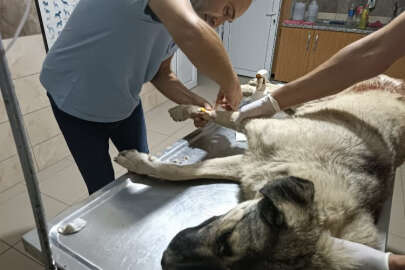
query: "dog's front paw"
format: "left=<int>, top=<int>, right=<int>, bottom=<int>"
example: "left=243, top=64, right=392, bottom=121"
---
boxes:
left=241, top=84, right=256, bottom=97
left=169, top=105, right=194, bottom=122
left=169, top=105, right=211, bottom=122
left=114, top=150, right=157, bottom=176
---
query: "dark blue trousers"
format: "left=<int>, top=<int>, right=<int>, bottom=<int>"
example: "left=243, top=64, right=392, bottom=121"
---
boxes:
left=48, top=95, right=149, bottom=194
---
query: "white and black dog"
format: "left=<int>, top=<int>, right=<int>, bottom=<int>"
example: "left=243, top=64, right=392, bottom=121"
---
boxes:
left=116, top=75, right=405, bottom=270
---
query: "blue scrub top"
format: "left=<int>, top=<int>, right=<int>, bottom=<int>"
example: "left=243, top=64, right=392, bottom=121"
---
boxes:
left=40, top=0, right=178, bottom=122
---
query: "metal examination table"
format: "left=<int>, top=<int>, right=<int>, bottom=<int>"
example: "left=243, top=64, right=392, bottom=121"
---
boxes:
left=22, top=119, right=393, bottom=270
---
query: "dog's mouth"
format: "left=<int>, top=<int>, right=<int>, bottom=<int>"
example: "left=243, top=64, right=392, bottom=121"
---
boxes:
left=161, top=249, right=227, bottom=270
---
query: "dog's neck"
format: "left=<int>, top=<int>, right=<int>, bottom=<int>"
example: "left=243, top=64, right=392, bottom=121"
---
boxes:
left=304, top=233, right=358, bottom=270
left=265, top=234, right=358, bottom=270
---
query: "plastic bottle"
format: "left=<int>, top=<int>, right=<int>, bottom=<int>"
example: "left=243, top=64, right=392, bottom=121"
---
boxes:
left=358, top=4, right=369, bottom=29
left=346, top=3, right=356, bottom=26
left=306, top=0, right=319, bottom=22
left=356, top=5, right=364, bottom=26
left=292, top=1, right=306, bottom=21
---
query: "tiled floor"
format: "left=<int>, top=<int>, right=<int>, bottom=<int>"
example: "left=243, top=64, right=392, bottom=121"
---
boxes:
left=0, top=75, right=404, bottom=268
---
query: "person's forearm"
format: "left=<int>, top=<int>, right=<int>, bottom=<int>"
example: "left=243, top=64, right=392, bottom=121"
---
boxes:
left=174, top=20, right=238, bottom=90
left=272, top=13, right=405, bottom=110
left=151, top=72, right=209, bottom=106
left=149, top=0, right=238, bottom=90
left=273, top=38, right=393, bottom=110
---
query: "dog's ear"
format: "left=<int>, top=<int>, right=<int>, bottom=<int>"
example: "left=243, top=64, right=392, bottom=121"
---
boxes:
left=257, top=196, right=285, bottom=228
left=260, top=176, right=315, bottom=207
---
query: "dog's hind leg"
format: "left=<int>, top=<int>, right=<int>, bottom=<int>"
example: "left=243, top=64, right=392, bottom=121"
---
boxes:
left=169, top=105, right=245, bottom=132
left=115, top=150, right=243, bottom=182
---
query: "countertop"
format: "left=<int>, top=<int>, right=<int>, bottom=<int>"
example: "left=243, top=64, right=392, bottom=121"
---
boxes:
left=282, top=21, right=378, bottom=35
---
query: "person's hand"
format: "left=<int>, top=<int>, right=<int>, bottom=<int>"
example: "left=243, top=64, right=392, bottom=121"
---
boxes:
left=237, top=94, right=280, bottom=122
left=216, top=81, right=242, bottom=111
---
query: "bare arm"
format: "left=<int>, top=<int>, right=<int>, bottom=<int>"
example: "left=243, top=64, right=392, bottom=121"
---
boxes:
left=273, top=12, right=405, bottom=110
left=151, top=56, right=212, bottom=127
left=149, top=0, right=241, bottom=110
left=151, top=56, right=211, bottom=107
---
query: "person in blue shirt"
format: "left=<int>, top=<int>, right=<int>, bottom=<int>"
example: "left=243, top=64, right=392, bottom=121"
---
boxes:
left=40, top=0, right=251, bottom=194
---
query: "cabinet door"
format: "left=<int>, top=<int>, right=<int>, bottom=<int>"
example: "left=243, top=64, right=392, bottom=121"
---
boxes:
left=274, top=27, right=314, bottom=82
left=385, top=57, right=405, bottom=80
left=171, top=50, right=198, bottom=90
left=307, top=31, right=364, bottom=73
left=223, top=0, right=281, bottom=77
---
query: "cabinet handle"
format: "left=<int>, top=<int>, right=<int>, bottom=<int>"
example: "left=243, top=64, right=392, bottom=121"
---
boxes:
left=313, top=34, right=319, bottom=52
left=306, top=32, right=312, bottom=51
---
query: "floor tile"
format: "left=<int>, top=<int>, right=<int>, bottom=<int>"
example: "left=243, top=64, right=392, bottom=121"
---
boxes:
left=0, top=241, right=9, bottom=255
left=24, top=107, right=61, bottom=146
left=0, top=192, right=67, bottom=245
left=13, top=74, right=50, bottom=115
left=3, top=35, right=45, bottom=80
left=14, top=241, right=42, bottom=264
left=0, top=155, right=24, bottom=193
left=0, top=95, right=7, bottom=124
left=0, top=121, right=18, bottom=162
left=36, top=156, right=74, bottom=184
left=112, top=159, right=127, bottom=179
left=191, top=75, right=218, bottom=104
left=39, top=163, right=89, bottom=206
left=238, top=75, right=252, bottom=84
left=0, top=183, right=27, bottom=205
left=147, top=129, right=169, bottom=149
left=0, top=249, right=43, bottom=270
left=108, top=141, right=137, bottom=178
left=112, top=157, right=127, bottom=179
left=32, top=134, right=70, bottom=171
left=145, top=100, right=189, bottom=136
left=145, top=74, right=216, bottom=136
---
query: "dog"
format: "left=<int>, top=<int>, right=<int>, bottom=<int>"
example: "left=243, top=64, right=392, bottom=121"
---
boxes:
left=115, top=75, right=405, bottom=270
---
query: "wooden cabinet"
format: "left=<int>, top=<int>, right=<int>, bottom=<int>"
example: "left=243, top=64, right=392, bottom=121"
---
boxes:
left=274, top=27, right=405, bottom=82
left=385, top=57, right=405, bottom=80
left=274, top=27, right=364, bottom=82
left=273, top=27, right=313, bottom=82
left=306, top=31, right=364, bottom=73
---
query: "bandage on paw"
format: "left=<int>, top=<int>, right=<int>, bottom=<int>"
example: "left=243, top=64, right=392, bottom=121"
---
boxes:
left=199, top=107, right=208, bottom=113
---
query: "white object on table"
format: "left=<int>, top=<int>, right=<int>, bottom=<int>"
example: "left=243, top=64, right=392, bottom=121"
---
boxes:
left=236, top=132, right=247, bottom=142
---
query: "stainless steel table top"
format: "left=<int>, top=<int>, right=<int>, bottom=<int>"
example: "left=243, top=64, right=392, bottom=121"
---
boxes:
left=23, top=120, right=392, bottom=270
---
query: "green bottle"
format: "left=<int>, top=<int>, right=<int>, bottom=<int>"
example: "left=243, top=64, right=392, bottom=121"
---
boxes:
left=359, top=4, right=369, bottom=29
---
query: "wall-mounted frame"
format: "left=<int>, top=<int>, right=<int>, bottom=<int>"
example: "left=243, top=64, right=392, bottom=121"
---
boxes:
left=34, top=0, right=80, bottom=52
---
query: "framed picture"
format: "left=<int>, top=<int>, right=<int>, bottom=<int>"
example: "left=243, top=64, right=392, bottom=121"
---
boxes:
left=34, top=0, right=80, bottom=51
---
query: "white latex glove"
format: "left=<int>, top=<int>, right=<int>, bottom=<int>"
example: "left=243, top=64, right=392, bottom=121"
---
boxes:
left=238, top=94, right=281, bottom=122
left=332, top=237, right=390, bottom=270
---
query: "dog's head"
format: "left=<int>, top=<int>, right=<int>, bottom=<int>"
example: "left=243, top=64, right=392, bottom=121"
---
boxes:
left=161, top=176, right=320, bottom=270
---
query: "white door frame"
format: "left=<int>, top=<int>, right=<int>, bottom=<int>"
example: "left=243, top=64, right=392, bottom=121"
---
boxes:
left=171, top=50, right=198, bottom=90
left=222, top=0, right=283, bottom=77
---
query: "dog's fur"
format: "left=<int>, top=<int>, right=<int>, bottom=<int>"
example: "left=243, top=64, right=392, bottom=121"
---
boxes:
left=115, top=75, right=405, bottom=270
